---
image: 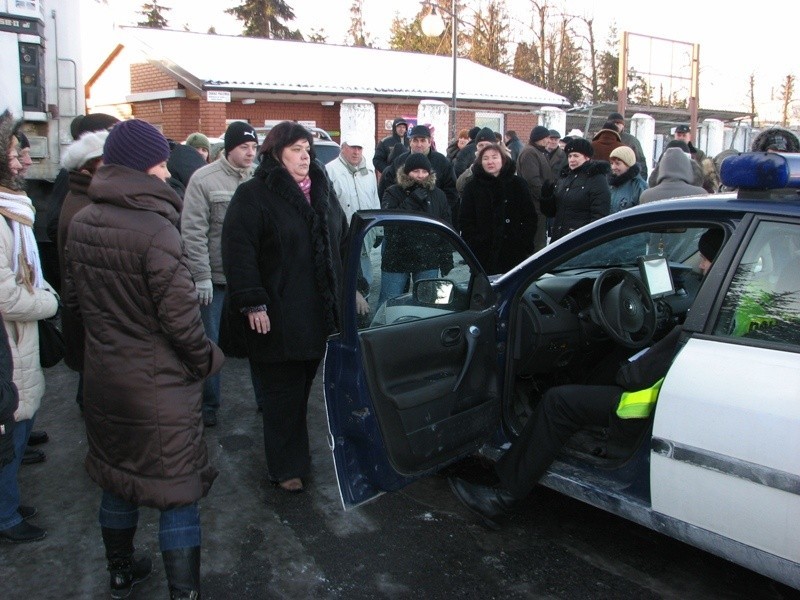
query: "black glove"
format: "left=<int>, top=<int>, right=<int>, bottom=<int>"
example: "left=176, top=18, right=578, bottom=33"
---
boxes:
left=541, top=179, right=556, bottom=199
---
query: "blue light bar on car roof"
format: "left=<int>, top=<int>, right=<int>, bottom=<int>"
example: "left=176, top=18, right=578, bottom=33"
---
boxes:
left=720, top=152, right=800, bottom=190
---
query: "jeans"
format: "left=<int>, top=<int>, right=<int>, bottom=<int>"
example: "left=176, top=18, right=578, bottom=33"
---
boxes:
left=199, top=285, right=226, bottom=414
left=0, top=417, right=34, bottom=531
left=99, top=490, right=201, bottom=552
left=378, top=269, right=438, bottom=307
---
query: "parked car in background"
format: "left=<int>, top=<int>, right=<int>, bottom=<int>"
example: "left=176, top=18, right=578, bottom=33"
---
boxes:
left=324, top=151, right=800, bottom=589
left=253, top=125, right=341, bottom=165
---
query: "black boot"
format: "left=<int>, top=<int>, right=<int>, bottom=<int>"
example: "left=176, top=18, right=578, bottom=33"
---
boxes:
left=448, top=477, right=517, bottom=529
left=101, top=526, right=152, bottom=599
left=162, top=546, right=201, bottom=599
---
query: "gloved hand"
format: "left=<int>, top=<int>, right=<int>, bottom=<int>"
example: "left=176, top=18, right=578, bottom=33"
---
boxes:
left=195, top=279, right=213, bottom=306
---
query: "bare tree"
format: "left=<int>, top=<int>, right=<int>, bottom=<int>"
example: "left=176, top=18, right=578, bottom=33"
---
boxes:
left=347, top=0, right=372, bottom=47
left=780, top=74, right=795, bottom=127
left=468, top=1, right=511, bottom=73
left=748, top=73, right=756, bottom=127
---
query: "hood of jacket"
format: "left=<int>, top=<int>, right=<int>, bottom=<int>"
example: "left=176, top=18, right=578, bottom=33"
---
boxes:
left=0, top=110, right=22, bottom=191
left=392, top=118, right=408, bottom=138
left=88, top=164, right=183, bottom=226
left=657, top=148, right=695, bottom=184
left=397, top=168, right=437, bottom=190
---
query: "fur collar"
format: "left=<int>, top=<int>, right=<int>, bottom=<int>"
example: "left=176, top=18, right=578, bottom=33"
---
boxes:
left=257, top=157, right=331, bottom=216
left=397, top=169, right=437, bottom=190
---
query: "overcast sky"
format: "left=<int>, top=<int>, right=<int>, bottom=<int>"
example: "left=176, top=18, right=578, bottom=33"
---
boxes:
left=83, top=0, right=799, bottom=113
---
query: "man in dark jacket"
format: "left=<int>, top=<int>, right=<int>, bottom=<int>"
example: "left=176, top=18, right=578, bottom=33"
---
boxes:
left=449, top=228, right=724, bottom=527
left=517, top=125, right=555, bottom=251
left=373, top=117, right=408, bottom=175
left=452, top=126, right=481, bottom=178
left=504, top=130, right=525, bottom=163
left=378, top=124, right=460, bottom=228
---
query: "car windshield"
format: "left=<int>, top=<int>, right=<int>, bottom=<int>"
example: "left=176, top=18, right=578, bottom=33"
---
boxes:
left=555, top=227, right=707, bottom=271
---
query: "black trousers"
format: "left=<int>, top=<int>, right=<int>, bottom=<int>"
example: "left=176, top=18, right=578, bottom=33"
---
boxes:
left=249, top=358, right=320, bottom=482
left=494, top=384, right=626, bottom=499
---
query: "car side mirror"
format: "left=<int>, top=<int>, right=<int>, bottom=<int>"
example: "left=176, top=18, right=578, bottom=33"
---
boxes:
left=414, top=279, right=454, bottom=306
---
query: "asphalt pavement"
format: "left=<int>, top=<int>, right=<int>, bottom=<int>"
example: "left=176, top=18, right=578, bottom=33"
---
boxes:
left=0, top=358, right=793, bottom=599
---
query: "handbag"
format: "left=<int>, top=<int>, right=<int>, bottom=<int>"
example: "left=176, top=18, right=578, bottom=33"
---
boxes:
left=38, top=316, right=65, bottom=368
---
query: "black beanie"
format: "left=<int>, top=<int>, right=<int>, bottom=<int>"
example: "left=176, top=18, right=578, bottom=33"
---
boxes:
left=529, top=125, right=550, bottom=144
left=564, top=137, right=594, bottom=158
left=468, top=126, right=481, bottom=141
left=403, top=152, right=432, bottom=174
left=474, top=127, right=495, bottom=144
left=224, top=121, right=258, bottom=156
left=77, top=113, right=120, bottom=137
left=666, top=140, right=691, bottom=153
left=103, top=119, right=170, bottom=172
left=698, top=229, right=724, bottom=261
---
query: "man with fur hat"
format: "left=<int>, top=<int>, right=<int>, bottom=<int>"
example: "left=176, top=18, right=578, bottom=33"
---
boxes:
left=608, top=146, right=647, bottom=213
left=378, top=124, right=459, bottom=228
left=373, top=117, right=409, bottom=176
left=64, top=118, right=223, bottom=599
left=46, top=113, right=120, bottom=250
left=608, top=112, right=648, bottom=178
left=181, top=120, right=259, bottom=427
left=517, top=125, right=555, bottom=251
left=378, top=152, right=453, bottom=307
left=591, top=122, right=624, bottom=163
left=56, top=130, right=109, bottom=414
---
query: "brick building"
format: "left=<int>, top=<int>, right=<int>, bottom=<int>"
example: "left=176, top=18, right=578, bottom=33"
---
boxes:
left=86, top=27, right=569, bottom=149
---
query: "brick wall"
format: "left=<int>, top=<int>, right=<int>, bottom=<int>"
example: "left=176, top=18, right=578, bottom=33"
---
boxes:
left=130, top=63, right=180, bottom=94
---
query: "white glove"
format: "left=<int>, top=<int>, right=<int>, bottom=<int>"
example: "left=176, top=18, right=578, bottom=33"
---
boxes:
left=195, top=279, right=213, bottom=306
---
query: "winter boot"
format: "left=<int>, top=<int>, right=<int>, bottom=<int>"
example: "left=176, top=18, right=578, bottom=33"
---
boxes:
left=162, top=546, right=201, bottom=599
left=101, top=526, right=153, bottom=599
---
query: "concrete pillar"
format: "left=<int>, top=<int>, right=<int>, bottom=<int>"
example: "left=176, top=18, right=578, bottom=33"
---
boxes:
left=630, top=113, right=656, bottom=174
left=539, top=107, right=567, bottom=138
left=340, top=99, right=376, bottom=163
left=700, top=118, right=725, bottom=159
left=418, top=99, right=449, bottom=155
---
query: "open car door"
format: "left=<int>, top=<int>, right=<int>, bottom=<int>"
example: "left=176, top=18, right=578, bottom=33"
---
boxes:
left=324, top=212, right=500, bottom=509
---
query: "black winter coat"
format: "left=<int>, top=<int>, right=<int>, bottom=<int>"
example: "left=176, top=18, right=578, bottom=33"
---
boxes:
left=544, top=160, right=611, bottom=242
left=381, top=171, right=453, bottom=275
left=460, top=159, right=537, bottom=274
left=222, top=157, right=348, bottom=363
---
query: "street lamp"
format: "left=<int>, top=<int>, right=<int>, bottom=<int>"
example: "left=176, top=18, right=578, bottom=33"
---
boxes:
left=421, top=1, right=457, bottom=140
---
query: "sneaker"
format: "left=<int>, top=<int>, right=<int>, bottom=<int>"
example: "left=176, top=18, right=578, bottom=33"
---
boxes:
left=0, top=520, right=46, bottom=543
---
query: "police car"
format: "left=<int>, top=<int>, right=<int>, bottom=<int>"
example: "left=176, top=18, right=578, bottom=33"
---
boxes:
left=323, top=152, right=800, bottom=589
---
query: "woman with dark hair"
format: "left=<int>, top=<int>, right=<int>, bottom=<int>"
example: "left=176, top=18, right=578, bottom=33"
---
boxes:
left=222, top=121, right=348, bottom=494
left=542, top=137, right=611, bottom=243
left=460, top=143, right=537, bottom=274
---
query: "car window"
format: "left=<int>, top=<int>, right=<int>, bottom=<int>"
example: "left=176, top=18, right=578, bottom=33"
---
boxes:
left=359, top=222, right=472, bottom=329
left=713, top=221, right=800, bottom=346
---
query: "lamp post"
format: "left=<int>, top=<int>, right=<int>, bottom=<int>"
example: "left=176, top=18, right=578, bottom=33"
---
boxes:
left=421, top=1, right=457, bottom=140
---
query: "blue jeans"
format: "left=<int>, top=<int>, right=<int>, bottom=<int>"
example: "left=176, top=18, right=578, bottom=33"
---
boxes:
left=378, top=269, right=438, bottom=306
left=201, top=285, right=265, bottom=412
left=0, top=417, right=34, bottom=531
left=199, top=285, right=226, bottom=414
left=99, top=491, right=200, bottom=552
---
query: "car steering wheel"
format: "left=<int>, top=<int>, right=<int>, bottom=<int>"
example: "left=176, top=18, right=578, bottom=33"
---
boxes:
left=591, top=268, right=656, bottom=348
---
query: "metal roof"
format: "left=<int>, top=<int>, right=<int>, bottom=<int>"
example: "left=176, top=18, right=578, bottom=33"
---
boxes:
left=119, top=27, right=570, bottom=108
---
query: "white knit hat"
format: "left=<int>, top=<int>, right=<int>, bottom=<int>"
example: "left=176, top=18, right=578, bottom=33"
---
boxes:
left=609, top=145, right=636, bottom=167
left=61, top=130, right=109, bottom=171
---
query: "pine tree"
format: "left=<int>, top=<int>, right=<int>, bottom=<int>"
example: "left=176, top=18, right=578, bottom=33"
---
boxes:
left=595, top=24, right=619, bottom=102
left=225, top=0, right=303, bottom=40
left=347, top=0, right=372, bottom=47
left=137, top=2, right=170, bottom=29
left=468, top=1, right=511, bottom=73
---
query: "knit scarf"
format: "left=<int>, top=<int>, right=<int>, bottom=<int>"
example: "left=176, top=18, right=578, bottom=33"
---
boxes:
left=297, top=176, right=312, bottom=204
left=0, top=189, right=43, bottom=293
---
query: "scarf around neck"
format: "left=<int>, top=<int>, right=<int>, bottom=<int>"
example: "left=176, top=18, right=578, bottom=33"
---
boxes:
left=0, top=189, right=44, bottom=293
left=297, top=175, right=312, bottom=204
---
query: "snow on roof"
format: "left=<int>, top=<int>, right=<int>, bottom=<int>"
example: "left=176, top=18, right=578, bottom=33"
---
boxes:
left=121, top=27, right=570, bottom=107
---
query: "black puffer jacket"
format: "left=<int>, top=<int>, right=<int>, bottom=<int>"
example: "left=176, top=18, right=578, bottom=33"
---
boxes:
left=381, top=171, right=453, bottom=275
left=222, top=157, right=348, bottom=363
left=544, top=160, right=611, bottom=242
left=460, top=158, right=537, bottom=274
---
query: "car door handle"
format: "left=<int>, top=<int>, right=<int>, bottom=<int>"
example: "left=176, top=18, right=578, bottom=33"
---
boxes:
left=453, top=325, right=480, bottom=392
left=441, top=326, right=462, bottom=347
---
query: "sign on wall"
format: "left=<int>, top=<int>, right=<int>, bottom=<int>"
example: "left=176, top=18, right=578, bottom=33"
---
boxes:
left=206, top=90, right=231, bottom=103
